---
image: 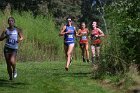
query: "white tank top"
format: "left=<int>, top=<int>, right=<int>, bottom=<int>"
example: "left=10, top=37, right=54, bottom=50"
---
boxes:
left=5, top=28, right=18, bottom=49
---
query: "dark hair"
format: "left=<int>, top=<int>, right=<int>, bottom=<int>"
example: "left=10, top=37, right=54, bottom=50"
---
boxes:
left=80, top=22, right=86, bottom=28
left=66, top=16, right=72, bottom=20
left=8, top=17, right=15, bottom=23
left=92, top=19, right=100, bottom=27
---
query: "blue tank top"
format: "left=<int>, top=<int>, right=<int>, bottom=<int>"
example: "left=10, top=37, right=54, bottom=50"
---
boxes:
left=64, top=25, right=75, bottom=43
left=5, top=28, right=18, bottom=49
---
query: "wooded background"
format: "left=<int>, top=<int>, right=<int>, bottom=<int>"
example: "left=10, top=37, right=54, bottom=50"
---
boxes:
left=0, top=0, right=139, bottom=73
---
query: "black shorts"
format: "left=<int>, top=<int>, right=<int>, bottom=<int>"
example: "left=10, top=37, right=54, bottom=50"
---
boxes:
left=4, top=46, right=17, bottom=55
left=91, top=44, right=100, bottom=47
left=80, top=43, right=86, bottom=47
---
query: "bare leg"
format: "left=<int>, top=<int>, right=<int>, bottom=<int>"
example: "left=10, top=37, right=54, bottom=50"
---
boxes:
left=85, top=43, right=89, bottom=61
left=65, top=44, right=74, bottom=70
left=91, top=45, right=96, bottom=57
left=4, top=53, right=13, bottom=80
left=64, top=45, right=68, bottom=59
left=91, top=45, right=96, bottom=63
left=64, top=45, right=68, bottom=70
left=10, top=53, right=17, bottom=78
left=96, top=46, right=100, bottom=60
left=64, top=45, right=72, bottom=65
left=80, top=44, right=85, bottom=62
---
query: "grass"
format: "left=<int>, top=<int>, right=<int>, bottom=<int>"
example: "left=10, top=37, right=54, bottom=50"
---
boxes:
left=0, top=10, right=66, bottom=62
left=0, top=61, right=121, bottom=93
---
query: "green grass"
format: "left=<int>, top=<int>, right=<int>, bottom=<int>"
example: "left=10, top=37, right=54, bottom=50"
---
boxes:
left=0, top=61, right=121, bottom=93
left=0, top=11, right=66, bottom=62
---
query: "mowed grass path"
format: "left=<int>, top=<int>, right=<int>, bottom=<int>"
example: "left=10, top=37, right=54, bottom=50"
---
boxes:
left=0, top=61, right=120, bottom=93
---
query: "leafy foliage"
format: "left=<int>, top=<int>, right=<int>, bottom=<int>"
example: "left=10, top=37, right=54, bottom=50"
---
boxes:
left=92, top=0, right=140, bottom=77
left=0, top=0, right=139, bottom=73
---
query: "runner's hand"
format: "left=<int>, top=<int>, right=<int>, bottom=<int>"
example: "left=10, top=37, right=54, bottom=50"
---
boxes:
left=65, top=30, right=72, bottom=34
left=95, top=35, right=99, bottom=37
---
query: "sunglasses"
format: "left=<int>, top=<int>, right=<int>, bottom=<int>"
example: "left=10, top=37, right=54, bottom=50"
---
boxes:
left=67, top=20, right=72, bottom=22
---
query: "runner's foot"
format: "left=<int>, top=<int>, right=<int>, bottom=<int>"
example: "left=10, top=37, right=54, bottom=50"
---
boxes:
left=87, top=59, right=90, bottom=63
left=83, top=57, right=86, bottom=62
left=13, top=70, right=17, bottom=79
left=9, top=77, right=13, bottom=80
left=65, top=67, right=69, bottom=71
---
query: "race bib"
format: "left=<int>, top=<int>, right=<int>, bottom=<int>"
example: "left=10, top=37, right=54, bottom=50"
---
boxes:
left=82, top=36, right=87, bottom=40
left=68, top=34, right=73, bottom=38
left=8, top=38, right=16, bottom=45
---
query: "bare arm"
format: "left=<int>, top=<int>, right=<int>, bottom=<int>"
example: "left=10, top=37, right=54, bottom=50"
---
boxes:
left=0, top=31, right=7, bottom=41
left=59, top=26, right=74, bottom=36
left=86, top=28, right=91, bottom=39
left=76, top=29, right=81, bottom=37
left=59, top=26, right=66, bottom=36
left=17, top=28, right=24, bottom=43
left=97, top=28, right=105, bottom=37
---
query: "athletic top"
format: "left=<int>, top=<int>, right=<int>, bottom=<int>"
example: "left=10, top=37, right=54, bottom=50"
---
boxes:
left=91, top=28, right=101, bottom=44
left=64, top=25, right=75, bottom=43
left=5, top=27, right=18, bottom=49
left=79, top=28, right=88, bottom=44
left=91, top=28, right=100, bottom=36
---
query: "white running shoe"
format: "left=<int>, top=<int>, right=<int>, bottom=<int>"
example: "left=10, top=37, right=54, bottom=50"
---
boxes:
left=13, top=71, right=17, bottom=78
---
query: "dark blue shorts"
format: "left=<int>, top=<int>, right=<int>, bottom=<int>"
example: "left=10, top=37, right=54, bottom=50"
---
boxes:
left=4, top=46, right=17, bottom=55
left=64, top=42, right=74, bottom=46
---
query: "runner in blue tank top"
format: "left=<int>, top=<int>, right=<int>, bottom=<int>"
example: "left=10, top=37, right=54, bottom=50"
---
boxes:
left=59, top=17, right=76, bottom=71
left=0, top=17, right=24, bottom=80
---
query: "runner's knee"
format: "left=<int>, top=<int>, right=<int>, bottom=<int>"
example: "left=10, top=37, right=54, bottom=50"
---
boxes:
left=67, top=52, right=72, bottom=56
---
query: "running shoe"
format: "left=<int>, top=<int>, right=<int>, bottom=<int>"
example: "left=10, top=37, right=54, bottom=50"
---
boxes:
left=83, top=57, right=86, bottom=62
left=9, top=77, right=13, bottom=80
left=65, top=67, right=69, bottom=71
left=87, top=59, right=90, bottom=63
left=13, top=71, right=17, bottom=78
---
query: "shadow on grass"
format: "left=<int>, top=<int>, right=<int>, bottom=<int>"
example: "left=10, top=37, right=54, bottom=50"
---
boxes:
left=75, top=64, right=91, bottom=67
left=0, top=79, right=28, bottom=88
left=53, top=72, right=91, bottom=77
left=68, top=72, right=91, bottom=77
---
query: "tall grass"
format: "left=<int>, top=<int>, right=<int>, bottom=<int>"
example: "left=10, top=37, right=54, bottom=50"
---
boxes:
left=0, top=10, right=66, bottom=62
left=14, top=11, right=64, bottom=61
left=0, top=9, right=83, bottom=62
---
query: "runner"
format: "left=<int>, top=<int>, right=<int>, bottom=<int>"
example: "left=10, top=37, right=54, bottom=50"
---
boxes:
left=59, top=17, right=76, bottom=71
left=0, top=17, right=24, bottom=80
left=90, top=21, right=104, bottom=63
left=77, top=22, right=90, bottom=62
